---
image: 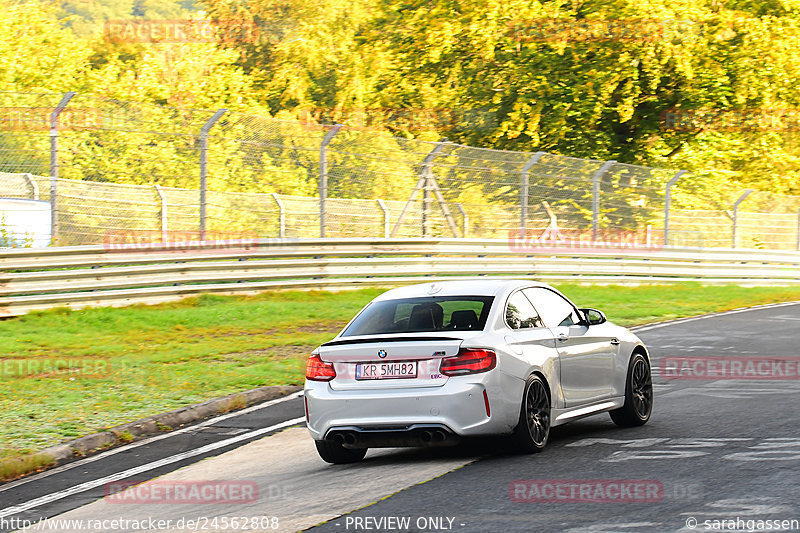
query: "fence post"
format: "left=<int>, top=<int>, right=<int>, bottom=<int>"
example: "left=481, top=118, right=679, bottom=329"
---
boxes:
left=663, top=169, right=687, bottom=247
left=319, top=124, right=343, bottom=238
left=731, top=189, right=754, bottom=248
left=272, top=193, right=285, bottom=238
left=456, top=203, right=468, bottom=238
left=154, top=184, right=168, bottom=243
left=390, top=142, right=447, bottom=237
left=376, top=199, right=389, bottom=238
left=24, top=173, right=39, bottom=200
left=592, top=160, right=616, bottom=241
left=49, top=91, right=76, bottom=245
left=422, top=143, right=448, bottom=237
left=199, top=109, right=227, bottom=241
left=520, top=152, right=545, bottom=235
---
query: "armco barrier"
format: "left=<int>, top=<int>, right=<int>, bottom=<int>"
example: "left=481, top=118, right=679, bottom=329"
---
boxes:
left=1, top=238, right=799, bottom=317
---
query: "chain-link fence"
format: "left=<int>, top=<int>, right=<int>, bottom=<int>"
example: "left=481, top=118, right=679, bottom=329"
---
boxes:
left=1, top=92, right=800, bottom=249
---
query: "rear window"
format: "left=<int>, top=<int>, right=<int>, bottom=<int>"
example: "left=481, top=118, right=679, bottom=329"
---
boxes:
left=341, top=296, right=494, bottom=336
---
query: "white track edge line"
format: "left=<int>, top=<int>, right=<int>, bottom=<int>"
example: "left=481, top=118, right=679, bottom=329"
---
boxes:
left=631, top=301, right=800, bottom=332
left=0, top=417, right=306, bottom=519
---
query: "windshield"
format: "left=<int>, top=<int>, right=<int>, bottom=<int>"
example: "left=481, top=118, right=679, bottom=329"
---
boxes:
left=341, top=296, right=494, bottom=337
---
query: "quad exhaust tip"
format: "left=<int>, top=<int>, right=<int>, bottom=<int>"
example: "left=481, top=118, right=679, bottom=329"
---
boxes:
left=327, top=425, right=458, bottom=449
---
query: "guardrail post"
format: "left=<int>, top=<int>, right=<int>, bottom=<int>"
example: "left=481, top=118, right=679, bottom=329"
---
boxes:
left=24, top=173, right=39, bottom=200
left=520, top=152, right=545, bottom=234
left=154, top=184, right=168, bottom=243
left=376, top=199, right=389, bottom=237
left=456, top=203, right=468, bottom=238
left=592, top=160, right=616, bottom=241
left=663, top=169, right=687, bottom=246
left=731, top=189, right=754, bottom=248
left=271, top=193, right=286, bottom=238
left=49, top=91, right=76, bottom=245
left=319, top=124, right=343, bottom=238
left=199, top=109, right=227, bottom=241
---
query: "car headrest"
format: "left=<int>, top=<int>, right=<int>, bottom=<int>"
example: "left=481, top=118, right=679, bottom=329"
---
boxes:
left=408, top=303, right=444, bottom=330
left=450, top=309, right=479, bottom=329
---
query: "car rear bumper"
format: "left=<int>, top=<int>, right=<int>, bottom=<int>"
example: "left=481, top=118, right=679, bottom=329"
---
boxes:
left=304, top=372, right=521, bottom=442
left=326, top=424, right=460, bottom=449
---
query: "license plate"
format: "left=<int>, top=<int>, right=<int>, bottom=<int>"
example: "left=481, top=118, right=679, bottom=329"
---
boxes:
left=355, top=361, right=417, bottom=380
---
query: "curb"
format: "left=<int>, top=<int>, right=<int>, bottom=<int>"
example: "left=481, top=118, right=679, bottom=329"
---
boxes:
left=8, top=384, right=302, bottom=478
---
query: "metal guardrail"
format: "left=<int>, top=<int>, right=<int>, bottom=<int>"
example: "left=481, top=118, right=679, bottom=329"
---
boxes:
left=1, top=238, right=799, bottom=317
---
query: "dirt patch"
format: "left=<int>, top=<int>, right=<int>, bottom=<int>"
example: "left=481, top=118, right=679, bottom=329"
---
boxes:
left=287, top=322, right=348, bottom=334
left=167, top=321, right=347, bottom=341
left=226, top=345, right=317, bottom=360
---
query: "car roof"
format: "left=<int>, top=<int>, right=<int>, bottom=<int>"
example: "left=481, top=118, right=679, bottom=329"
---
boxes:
left=373, top=279, right=554, bottom=301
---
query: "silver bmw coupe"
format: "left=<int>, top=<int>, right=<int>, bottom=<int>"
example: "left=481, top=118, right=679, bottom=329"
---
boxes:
left=304, top=280, right=652, bottom=464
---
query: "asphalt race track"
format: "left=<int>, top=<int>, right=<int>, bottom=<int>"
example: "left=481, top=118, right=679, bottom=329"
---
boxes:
left=2, top=302, right=799, bottom=533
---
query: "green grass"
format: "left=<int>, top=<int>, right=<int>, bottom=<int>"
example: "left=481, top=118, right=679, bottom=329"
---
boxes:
left=1, top=283, right=800, bottom=478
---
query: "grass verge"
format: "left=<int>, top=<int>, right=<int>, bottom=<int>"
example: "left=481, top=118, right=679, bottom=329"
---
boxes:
left=2, top=283, right=800, bottom=479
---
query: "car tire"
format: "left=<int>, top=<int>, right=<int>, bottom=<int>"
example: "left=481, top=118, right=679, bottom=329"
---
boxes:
left=315, top=440, right=368, bottom=464
left=610, top=352, right=653, bottom=427
left=511, top=374, right=551, bottom=453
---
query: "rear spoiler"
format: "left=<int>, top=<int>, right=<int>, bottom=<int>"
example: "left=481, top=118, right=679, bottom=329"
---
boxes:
left=321, top=336, right=461, bottom=347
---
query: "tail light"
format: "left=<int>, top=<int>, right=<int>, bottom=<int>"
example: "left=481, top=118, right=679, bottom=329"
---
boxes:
left=306, top=354, right=336, bottom=381
left=440, top=348, right=496, bottom=376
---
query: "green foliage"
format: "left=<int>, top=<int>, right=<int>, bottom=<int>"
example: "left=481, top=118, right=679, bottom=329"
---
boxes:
left=0, top=1, right=94, bottom=93
left=201, top=0, right=800, bottom=195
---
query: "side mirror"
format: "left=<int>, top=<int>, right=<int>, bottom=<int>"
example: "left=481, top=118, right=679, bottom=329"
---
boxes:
left=580, top=308, right=606, bottom=325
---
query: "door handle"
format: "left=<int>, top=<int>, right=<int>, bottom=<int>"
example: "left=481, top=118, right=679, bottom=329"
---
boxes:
left=557, top=333, right=569, bottom=342
left=610, top=338, right=620, bottom=345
